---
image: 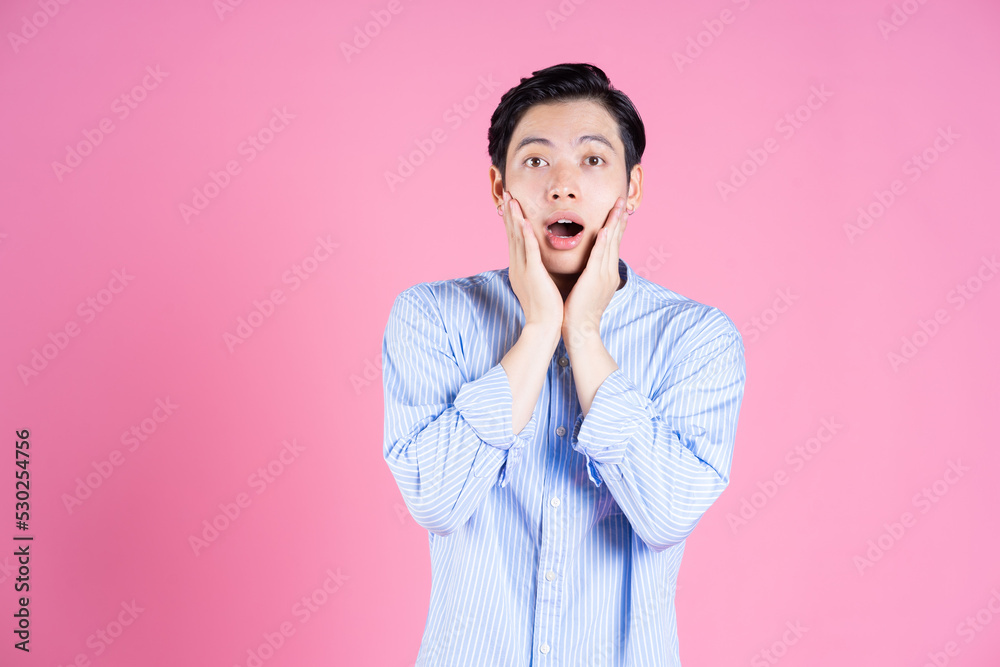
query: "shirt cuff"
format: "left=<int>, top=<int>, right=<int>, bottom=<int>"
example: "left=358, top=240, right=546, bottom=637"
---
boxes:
left=572, top=369, right=649, bottom=486
left=454, top=363, right=538, bottom=487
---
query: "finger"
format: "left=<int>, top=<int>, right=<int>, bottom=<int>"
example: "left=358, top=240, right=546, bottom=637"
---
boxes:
left=522, top=217, right=541, bottom=265
left=599, top=198, right=619, bottom=231
left=506, top=192, right=525, bottom=268
left=510, top=194, right=527, bottom=267
left=501, top=192, right=517, bottom=265
left=512, top=199, right=537, bottom=267
left=611, top=200, right=627, bottom=270
left=589, top=225, right=608, bottom=276
left=501, top=191, right=512, bottom=238
left=602, top=199, right=623, bottom=274
left=618, top=200, right=628, bottom=244
left=588, top=199, right=615, bottom=274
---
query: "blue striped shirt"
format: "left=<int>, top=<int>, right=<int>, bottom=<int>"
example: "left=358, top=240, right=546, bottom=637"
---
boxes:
left=382, top=258, right=746, bottom=666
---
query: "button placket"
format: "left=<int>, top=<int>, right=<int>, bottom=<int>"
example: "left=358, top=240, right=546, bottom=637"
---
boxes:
left=533, top=344, right=570, bottom=661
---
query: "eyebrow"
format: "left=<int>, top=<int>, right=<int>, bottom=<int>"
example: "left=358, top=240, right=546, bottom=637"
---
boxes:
left=513, top=134, right=617, bottom=155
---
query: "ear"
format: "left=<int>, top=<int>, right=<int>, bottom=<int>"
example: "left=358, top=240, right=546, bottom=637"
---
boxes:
left=626, top=164, right=643, bottom=214
left=489, top=164, right=505, bottom=209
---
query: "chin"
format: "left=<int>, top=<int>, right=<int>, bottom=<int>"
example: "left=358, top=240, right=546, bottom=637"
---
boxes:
left=543, top=254, right=586, bottom=276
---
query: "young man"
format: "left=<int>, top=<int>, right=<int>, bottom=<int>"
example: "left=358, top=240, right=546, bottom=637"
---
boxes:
left=383, top=63, right=746, bottom=666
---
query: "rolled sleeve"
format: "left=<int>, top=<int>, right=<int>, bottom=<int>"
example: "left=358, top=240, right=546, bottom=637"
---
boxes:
left=573, top=319, right=745, bottom=550
left=454, top=362, right=538, bottom=487
left=571, top=369, right=648, bottom=486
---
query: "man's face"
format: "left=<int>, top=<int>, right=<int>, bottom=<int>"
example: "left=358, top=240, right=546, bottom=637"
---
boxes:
left=490, top=99, right=642, bottom=280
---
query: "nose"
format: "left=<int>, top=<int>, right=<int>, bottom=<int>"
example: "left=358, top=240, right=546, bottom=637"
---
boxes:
left=547, top=162, right=577, bottom=202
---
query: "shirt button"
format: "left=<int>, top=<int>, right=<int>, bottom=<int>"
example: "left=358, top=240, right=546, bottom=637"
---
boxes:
left=550, top=497, right=560, bottom=507
left=557, top=356, right=569, bottom=367
left=545, top=570, right=556, bottom=581
left=540, top=643, right=550, bottom=654
left=555, top=426, right=566, bottom=437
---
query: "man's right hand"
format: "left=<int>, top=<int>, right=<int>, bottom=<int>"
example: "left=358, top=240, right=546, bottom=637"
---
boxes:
left=499, top=190, right=563, bottom=435
left=501, top=190, right=564, bottom=329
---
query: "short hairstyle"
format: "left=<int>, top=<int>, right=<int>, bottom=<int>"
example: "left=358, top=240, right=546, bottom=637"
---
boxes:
left=487, top=62, right=646, bottom=190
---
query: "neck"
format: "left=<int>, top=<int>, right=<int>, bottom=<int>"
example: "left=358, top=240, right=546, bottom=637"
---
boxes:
left=550, top=270, right=626, bottom=302
left=552, top=273, right=577, bottom=302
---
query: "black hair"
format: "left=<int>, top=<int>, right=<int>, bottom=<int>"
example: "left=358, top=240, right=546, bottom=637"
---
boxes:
left=487, top=63, right=645, bottom=190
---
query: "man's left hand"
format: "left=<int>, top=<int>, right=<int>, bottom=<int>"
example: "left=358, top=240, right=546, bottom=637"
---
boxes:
left=562, top=197, right=628, bottom=351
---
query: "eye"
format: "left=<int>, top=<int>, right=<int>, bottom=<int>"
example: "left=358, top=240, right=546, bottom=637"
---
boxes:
left=586, top=156, right=605, bottom=166
left=525, top=157, right=546, bottom=168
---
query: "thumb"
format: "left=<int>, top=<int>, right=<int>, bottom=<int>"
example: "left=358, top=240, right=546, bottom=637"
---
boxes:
left=522, top=219, right=543, bottom=265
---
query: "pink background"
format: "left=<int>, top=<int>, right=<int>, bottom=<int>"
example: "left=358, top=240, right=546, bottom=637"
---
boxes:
left=2, top=0, right=999, bottom=665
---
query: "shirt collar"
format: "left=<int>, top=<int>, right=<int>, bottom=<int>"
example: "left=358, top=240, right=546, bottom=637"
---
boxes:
left=499, top=258, right=636, bottom=314
left=607, top=258, right=636, bottom=315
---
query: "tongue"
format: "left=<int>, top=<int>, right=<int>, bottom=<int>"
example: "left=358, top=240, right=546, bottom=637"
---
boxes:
left=549, top=221, right=581, bottom=237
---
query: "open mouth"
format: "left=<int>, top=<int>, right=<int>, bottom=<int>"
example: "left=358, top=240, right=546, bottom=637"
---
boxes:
left=546, top=220, right=583, bottom=237
left=544, top=219, right=585, bottom=250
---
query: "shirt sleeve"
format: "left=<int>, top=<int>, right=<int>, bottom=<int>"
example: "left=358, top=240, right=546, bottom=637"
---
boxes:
left=570, top=309, right=746, bottom=552
left=382, top=289, right=537, bottom=536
